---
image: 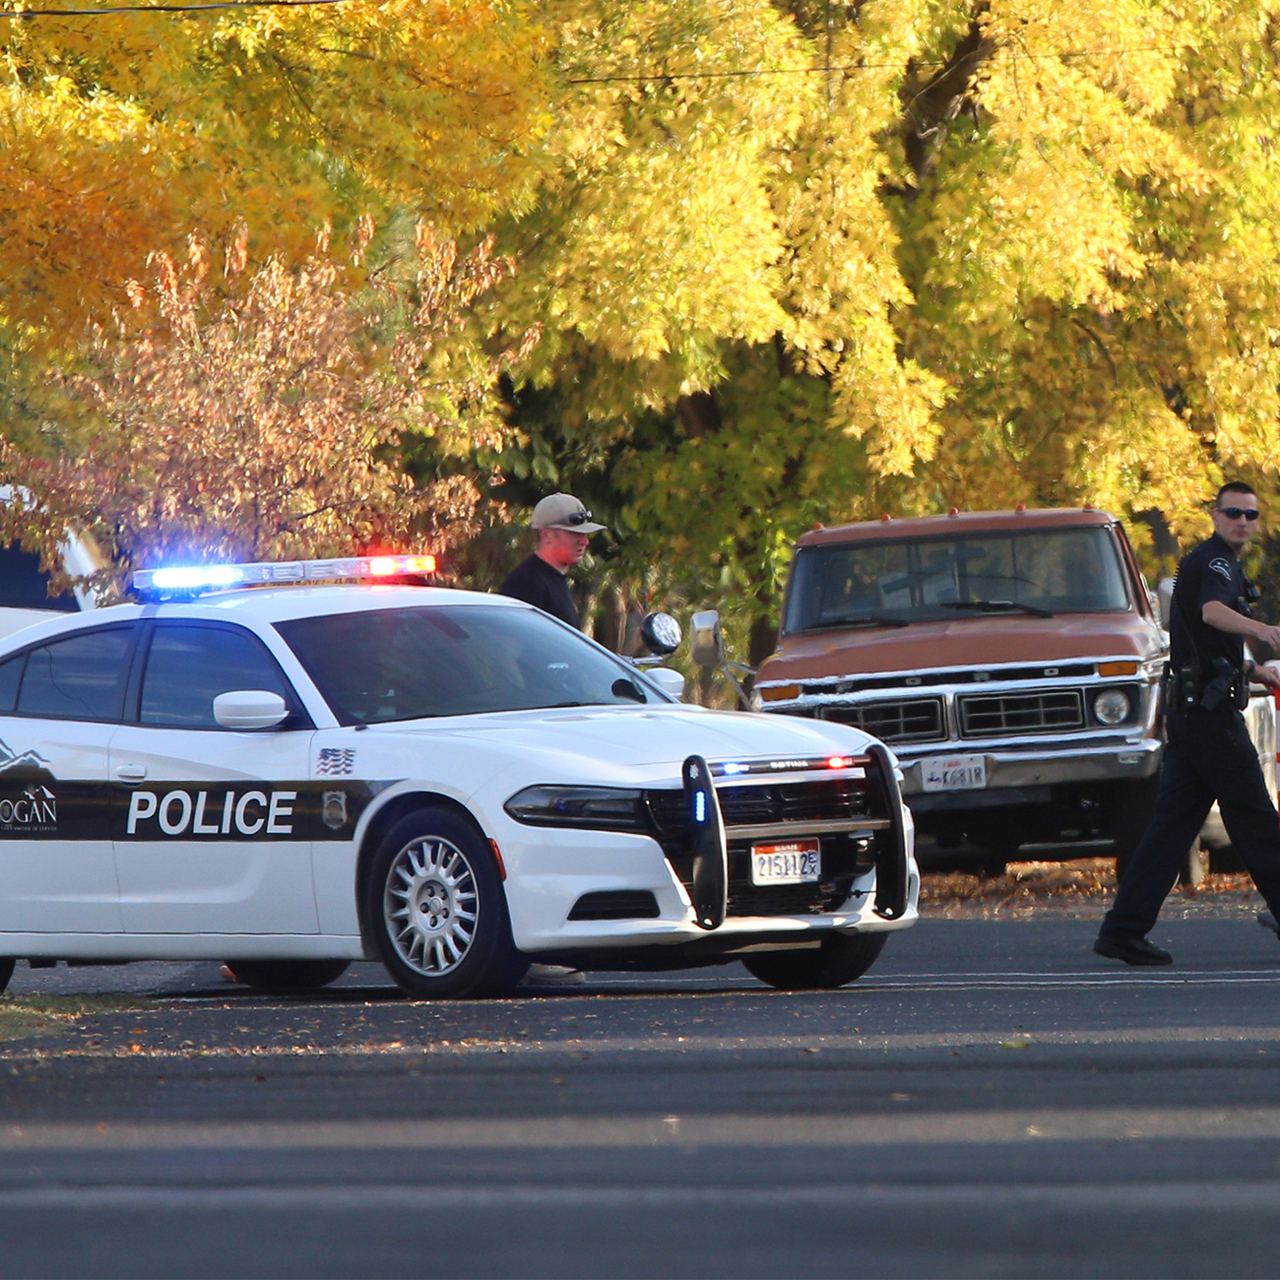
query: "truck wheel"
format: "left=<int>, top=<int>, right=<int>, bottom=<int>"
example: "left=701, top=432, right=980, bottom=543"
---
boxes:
left=0, top=957, right=13, bottom=994
left=224, top=960, right=350, bottom=993
left=365, top=806, right=527, bottom=1000
left=742, top=933, right=887, bottom=991
left=977, top=837, right=1019, bottom=879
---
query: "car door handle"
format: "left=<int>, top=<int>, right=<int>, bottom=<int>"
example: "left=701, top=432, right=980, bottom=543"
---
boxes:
left=115, top=763, right=147, bottom=783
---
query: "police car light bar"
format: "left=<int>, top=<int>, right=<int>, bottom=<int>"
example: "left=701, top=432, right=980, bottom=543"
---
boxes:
left=132, top=554, right=438, bottom=597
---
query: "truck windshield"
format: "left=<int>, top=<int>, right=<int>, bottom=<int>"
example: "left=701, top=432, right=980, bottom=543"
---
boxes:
left=784, top=526, right=1132, bottom=633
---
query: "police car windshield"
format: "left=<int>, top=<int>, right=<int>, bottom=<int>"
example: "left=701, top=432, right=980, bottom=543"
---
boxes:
left=275, top=604, right=658, bottom=724
left=784, top=526, right=1131, bottom=633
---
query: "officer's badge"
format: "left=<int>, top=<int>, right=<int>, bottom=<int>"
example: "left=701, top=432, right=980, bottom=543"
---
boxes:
left=1209, top=557, right=1233, bottom=581
left=321, top=790, right=348, bottom=831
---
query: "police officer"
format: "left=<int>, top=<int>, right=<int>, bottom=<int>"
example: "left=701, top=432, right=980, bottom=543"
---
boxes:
left=1095, top=482, right=1280, bottom=965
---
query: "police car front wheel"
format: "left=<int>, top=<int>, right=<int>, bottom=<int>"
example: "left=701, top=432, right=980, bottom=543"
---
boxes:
left=742, top=932, right=887, bottom=990
left=366, top=807, right=526, bottom=999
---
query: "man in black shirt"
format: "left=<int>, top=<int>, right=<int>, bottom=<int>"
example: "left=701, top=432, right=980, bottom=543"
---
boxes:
left=499, top=493, right=605, bottom=629
left=1095, top=482, right=1280, bottom=964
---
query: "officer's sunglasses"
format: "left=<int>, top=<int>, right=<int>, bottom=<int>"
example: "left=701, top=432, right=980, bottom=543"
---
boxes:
left=560, top=510, right=594, bottom=526
left=1218, top=506, right=1260, bottom=521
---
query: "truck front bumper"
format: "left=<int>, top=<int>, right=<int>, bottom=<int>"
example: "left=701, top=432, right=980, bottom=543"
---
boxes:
left=896, top=734, right=1163, bottom=810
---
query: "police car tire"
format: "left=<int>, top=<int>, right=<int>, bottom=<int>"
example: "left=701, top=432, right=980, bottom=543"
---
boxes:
left=742, top=932, right=887, bottom=991
left=225, top=959, right=351, bottom=993
left=0, top=957, right=13, bottom=994
left=366, top=806, right=527, bottom=1000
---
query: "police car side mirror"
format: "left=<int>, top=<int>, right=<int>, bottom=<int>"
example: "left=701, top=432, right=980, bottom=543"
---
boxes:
left=644, top=667, right=686, bottom=701
left=213, top=690, right=290, bottom=730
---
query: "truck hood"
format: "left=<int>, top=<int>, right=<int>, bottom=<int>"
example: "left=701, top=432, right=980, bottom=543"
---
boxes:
left=757, top=612, right=1164, bottom=684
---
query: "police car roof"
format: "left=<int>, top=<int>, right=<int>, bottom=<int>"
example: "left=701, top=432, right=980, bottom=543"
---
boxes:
left=0, top=584, right=529, bottom=646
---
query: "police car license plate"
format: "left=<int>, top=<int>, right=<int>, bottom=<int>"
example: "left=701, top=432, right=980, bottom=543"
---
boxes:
left=921, top=753, right=987, bottom=791
left=751, top=839, right=821, bottom=886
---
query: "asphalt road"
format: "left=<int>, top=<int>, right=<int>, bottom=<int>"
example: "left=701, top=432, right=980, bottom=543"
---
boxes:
left=4, top=913, right=1280, bottom=1279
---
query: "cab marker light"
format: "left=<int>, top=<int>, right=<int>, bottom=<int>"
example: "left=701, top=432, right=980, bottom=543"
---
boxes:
left=133, top=553, right=438, bottom=597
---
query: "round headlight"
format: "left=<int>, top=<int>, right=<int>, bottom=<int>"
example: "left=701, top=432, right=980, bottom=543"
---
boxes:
left=1093, top=688, right=1131, bottom=725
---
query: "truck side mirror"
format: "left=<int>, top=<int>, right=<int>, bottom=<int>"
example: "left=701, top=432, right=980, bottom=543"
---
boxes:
left=1157, top=577, right=1174, bottom=630
left=690, top=611, right=724, bottom=668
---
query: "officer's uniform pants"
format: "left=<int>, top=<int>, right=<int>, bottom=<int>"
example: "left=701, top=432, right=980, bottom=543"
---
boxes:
left=1101, top=705, right=1280, bottom=939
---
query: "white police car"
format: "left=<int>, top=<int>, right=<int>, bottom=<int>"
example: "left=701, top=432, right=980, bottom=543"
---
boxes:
left=0, top=556, right=918, bottom=999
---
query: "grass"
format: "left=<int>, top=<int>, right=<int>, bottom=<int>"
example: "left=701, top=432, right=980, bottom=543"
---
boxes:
left=0, top=994, right=146, bottom=1044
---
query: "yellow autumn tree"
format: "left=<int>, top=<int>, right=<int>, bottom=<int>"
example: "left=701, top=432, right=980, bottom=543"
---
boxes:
left=0, top=0, right=552, bottom=348
left=480, top=0, right=1280, bottom=655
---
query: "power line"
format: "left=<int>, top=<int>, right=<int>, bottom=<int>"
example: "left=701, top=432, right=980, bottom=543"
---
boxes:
left=0, top=0, right=357, bottom=15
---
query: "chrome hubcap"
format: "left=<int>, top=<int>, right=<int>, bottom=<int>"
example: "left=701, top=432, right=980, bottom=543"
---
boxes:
left=384, top=836, right=479, bottom=976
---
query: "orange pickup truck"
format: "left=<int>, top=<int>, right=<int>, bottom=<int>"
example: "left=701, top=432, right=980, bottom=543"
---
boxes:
left=746, top=507, right=1261, bottom=878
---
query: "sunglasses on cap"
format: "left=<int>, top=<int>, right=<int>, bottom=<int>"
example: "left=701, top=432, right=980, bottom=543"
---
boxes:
left=559, top=509, right=594, bottom=526
left=1218, top=506, right=1260, bottom=521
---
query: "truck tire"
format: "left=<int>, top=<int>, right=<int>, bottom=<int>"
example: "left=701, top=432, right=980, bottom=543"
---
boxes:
left=0, top=957, right=13, bottom=994
left=1111, top=775, right=1161, bottom=882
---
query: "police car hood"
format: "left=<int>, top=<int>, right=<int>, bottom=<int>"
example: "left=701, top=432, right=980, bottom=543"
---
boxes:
left=373, top=704, right=880, bottom=779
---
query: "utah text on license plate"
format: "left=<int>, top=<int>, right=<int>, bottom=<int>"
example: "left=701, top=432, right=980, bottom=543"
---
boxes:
left=751, top=838, right=821, bottom=886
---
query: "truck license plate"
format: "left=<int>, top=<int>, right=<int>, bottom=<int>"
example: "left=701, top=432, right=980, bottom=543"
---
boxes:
left=751, top=839, right=821, bottom=886
left=921, top=754, right=987, bottom=792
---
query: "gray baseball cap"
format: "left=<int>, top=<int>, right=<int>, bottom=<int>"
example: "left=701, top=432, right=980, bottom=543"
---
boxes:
left=531, top=494, right=606, bottom=533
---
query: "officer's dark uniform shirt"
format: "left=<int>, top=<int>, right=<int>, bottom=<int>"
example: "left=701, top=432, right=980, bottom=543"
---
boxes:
left=1170, top=531, right=1250, bottom=686
left=499, top=554, right=580, bottom=629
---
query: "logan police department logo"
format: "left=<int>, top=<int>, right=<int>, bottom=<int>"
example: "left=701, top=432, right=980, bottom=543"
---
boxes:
left=0, top=738, right=58, bottom=832
left=1210, top=557, right=1233, bottom=581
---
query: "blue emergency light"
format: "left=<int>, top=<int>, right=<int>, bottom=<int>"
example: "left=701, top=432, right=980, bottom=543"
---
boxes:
left=133, top=554, right=438, bottom=598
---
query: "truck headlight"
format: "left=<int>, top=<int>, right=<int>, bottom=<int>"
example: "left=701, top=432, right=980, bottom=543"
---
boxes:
left=1092, top=688, right=1131, bottom=725
left=504, top=785, right=646, bottom=830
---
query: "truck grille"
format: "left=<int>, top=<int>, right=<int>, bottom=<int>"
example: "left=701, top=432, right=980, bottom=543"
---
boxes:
left=820, top=697, right=945, bottom=744
left=957, top=690, right=1084, bottom=737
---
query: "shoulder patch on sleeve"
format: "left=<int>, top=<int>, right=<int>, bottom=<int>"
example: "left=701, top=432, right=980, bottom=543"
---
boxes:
left=1209, top=557, right=1234, bottom=581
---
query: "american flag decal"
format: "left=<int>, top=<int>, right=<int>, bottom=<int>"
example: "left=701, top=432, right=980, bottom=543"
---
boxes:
left=316, top=747, right=356, bottom=776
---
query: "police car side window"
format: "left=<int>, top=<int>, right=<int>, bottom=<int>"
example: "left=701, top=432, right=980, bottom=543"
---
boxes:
left=16, top=627, right=134, bottom=721
left=140, top=624, right=295, bottom=729
left=0, top=653, right=22, bottom=713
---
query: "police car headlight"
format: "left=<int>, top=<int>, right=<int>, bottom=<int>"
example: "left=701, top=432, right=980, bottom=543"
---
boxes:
left=1092, top=688, right=1131, bottom=725
left=505, top=785, right=646, bottom=831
